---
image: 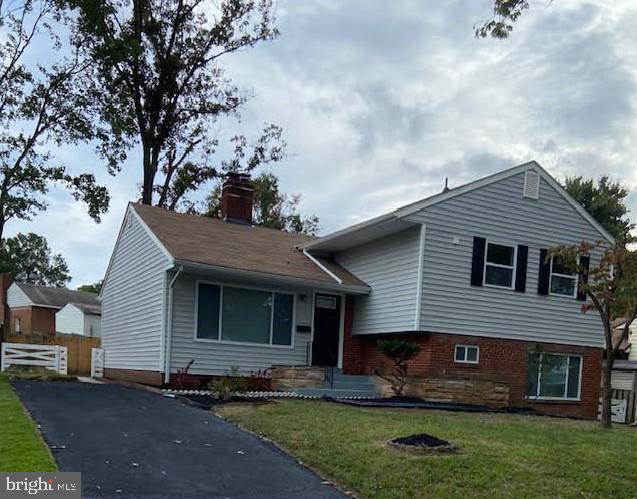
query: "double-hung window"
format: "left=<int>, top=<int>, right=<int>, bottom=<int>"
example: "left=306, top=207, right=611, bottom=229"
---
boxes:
left=526, top=352, right=582, bottom=400
left=196, top=282, right=294, bottom=347
left=549, top=256, right=578, bottom=297
left=484, top=242, right=516, bottom=288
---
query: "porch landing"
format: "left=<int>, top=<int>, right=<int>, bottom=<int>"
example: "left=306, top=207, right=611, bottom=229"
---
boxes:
left=293, top=369, right=379, bottom=399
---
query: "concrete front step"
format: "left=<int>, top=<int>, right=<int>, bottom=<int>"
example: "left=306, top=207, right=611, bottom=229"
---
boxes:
left=295, top=387, right=378, bottom=399
left=330, top=381, right=376, bottom=391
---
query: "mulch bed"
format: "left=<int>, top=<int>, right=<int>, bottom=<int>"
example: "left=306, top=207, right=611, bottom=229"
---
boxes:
left=175, top=393, right=269, bottom=410
left=389, top=433, right=459, bottom=455
left=333, top=397, right=538, bottom=415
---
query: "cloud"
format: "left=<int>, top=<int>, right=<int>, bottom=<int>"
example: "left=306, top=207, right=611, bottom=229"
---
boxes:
left=8, top=0, right=637, bottom=285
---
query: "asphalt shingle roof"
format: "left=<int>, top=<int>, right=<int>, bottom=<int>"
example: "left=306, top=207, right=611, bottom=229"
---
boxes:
left=133, top=203, right=368, bottom=289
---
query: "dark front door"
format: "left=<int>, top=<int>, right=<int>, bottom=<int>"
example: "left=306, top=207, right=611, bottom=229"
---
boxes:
left=312, top=294, right=341, bottom=367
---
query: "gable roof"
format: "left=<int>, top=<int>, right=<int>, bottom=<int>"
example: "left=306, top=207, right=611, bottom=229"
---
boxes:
left=131, top=203, right=369, bottom=291
left=304, top=161, right=615, bottom=252
left=15, top=283, right=100, bottom=310
left=62, top=302, right=102, bottom=315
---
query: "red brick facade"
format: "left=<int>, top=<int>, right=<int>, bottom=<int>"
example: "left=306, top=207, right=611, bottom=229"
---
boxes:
left=342, top=299, right=602, bottom=419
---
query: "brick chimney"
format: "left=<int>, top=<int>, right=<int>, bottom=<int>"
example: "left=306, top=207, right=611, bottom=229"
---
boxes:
left=221, top=173, right=253, bottom=225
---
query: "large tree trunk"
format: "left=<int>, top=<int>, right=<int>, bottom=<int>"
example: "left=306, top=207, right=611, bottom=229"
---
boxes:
left=600, top=354, right=614, bottom=429
left=141, top=143, right=155, bottom=205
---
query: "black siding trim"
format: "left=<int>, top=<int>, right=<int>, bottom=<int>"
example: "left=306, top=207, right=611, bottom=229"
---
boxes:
left=538, top=248, right=550, bottom=295
left=471, top=237, right=486, bottom=286
left=515, top=245, right=528, bottom=292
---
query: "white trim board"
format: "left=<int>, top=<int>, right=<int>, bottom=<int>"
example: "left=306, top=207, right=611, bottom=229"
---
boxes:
left=304, top=161, right=614, bottom=252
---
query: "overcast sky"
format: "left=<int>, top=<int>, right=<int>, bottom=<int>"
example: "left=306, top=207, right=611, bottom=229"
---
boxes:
left=9, top=0, right=637, bottom=287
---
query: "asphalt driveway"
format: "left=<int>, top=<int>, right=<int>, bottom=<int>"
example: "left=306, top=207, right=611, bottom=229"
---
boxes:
left=12, top=380, right=345, bottom=498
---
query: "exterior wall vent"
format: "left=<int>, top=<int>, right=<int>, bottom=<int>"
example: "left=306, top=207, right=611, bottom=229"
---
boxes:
left=523, top=170, right=540, bottom=199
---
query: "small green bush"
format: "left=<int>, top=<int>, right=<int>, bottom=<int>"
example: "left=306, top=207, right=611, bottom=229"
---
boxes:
left=4, top=365, right=73, bottom=381
left=208, top=366, right=249, bottom=400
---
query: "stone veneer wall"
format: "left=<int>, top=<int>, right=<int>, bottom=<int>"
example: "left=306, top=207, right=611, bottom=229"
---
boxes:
left=270, top=366, right=325, bottom=390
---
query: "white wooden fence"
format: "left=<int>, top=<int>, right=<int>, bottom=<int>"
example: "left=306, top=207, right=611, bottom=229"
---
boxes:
left=91, top=347, right=104, bottom=378
left=1, top=342, right=68, bottom=375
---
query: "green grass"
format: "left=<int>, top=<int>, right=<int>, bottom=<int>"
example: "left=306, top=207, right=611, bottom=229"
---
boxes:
left=218, top=400, right=637, bottom=499
left=0, top=375, right=56, bottom=471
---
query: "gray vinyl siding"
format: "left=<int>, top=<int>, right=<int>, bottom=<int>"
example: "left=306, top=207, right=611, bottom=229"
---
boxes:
left=406, top=171, right=605, bottom=348
left=55, top=304, right=84, bottom=335
left=101, top=209, right=171, bottom=371
left=335, top=226, right=421, bottom=334
left=6, top=285, right=33, bottom=308
left=169, top=273, right=313, bottom=375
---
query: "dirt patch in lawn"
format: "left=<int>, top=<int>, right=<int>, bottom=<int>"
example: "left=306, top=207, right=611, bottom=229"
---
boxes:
left=388, top=433, right=460, bottom=455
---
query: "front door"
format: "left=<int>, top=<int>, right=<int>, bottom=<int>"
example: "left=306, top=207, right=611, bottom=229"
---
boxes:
left=312, top=294, right=341, bottom=367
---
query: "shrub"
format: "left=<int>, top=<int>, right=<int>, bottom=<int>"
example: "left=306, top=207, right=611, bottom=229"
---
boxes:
left=173, top=360, right=200, bottom=389
left=374, top=339, right=421, bottom=396
left=4, top=365, right=72, bottom=381
left=208, top=366, right=249, bottom=400
left=247, top=368, right=271, bottom=391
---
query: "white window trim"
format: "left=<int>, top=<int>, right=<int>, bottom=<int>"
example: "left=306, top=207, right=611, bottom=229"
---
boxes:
left=548, top=256, right=579, bottom=299
left=483, top=240, right=517, bottom=290
left=526, top=352, right=583, bottom=402
left=454, top=344, right=479, bottom=364
left=193, top=280, right=296, bottom=350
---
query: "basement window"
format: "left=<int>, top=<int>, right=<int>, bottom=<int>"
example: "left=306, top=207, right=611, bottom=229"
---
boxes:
left=455, top=345, right=479, bottom=364
left=526, top=352, right=582, bottom=400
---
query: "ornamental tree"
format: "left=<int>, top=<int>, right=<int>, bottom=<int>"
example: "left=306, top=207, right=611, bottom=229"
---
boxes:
left=549, top=239, right=637, bottom=428
left=375, top=339, right=421, bottom=397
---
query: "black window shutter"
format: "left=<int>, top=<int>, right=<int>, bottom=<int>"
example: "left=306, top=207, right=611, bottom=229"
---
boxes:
left=515, top=245, right=528, bottom=292
left=577, top=256, right=590, bottom=301
left=470, top=237, right=486, bottom=286
left=537, top=249, right=550, bottom=295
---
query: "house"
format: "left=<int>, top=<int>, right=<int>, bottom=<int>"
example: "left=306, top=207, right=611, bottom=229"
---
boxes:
left=56, top=302, right=102, bottom=337
left=101, top=162, right=610, bottom=418
left=0, top=278, right=101, bottom=337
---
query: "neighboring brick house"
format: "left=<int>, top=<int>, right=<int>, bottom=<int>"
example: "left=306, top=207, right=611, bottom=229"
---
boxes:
left=102, top=162, right=609, bottom=419
left=0, top=276, right=100, bottom=337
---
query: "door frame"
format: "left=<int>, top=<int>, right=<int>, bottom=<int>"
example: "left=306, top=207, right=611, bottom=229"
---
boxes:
left=310, top=291, right=346, bottom=369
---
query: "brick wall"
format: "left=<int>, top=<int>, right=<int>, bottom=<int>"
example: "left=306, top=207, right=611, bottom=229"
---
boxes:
left=342, top=310, right=602, bottom=418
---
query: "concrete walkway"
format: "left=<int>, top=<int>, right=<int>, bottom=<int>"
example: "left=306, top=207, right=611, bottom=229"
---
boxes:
left=13, top=380, right=345, bottom=498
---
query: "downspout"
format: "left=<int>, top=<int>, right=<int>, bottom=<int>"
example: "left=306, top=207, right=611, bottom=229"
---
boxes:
left=164, top=265, right=183, bottom=385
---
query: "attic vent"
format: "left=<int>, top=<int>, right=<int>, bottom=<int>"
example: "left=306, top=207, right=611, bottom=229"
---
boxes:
left=523, top=170, right=540, bottom=199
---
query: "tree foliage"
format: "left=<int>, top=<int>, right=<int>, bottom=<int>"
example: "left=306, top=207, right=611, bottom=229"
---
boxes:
left=77, top=280, right=102, bottom=294
left=476, top=0, right=530, bottom=38
left=549, top=240, right=637, bottom=428
left=564, top=176, right=631, bottom=242
left=205, top=172, right=320, bottom=235
left=0, top=0, right=109, bottom=241
left=0, top=232, right=70, bottom=287
left=374, top=339, right=421, bottom=397
left=62, top=0, right=285, bottom=209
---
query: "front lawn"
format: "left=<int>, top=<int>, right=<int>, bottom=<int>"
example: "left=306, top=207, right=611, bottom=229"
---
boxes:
left=217, top=400, right=637, bottom=499
left=0, top=376, right=56, bottom=471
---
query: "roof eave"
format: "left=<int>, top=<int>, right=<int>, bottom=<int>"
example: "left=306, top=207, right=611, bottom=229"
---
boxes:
left=173, top=259, right=370, bottom=295
left=301, top=212, right=399, bottom=251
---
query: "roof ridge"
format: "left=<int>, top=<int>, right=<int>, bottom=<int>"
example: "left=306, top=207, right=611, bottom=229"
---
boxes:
left=132, top=203, right=316, bottom=241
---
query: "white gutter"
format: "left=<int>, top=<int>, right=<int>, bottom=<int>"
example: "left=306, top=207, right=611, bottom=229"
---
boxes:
left=172, top=258, right=370, bottom=294
left=302, top=249, right=343, bottom=285
left=164, top=265, right=183, bottom=384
